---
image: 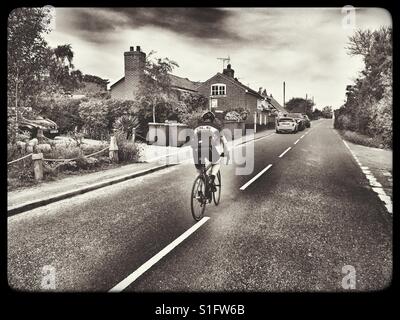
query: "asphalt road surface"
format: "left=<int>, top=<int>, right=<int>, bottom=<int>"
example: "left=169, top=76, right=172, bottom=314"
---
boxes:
left=8, top=119, right=392, bottom=292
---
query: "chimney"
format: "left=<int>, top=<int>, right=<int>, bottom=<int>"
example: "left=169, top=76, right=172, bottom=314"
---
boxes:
left=124, top=45, right=146, bottom=100
left=223, top=64, right=234, bottom=78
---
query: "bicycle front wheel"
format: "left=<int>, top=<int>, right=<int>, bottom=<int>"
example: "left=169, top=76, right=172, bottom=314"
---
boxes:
left=213, top=171, right=221, bottom=206
left=191, top=175, right=206, bottom=221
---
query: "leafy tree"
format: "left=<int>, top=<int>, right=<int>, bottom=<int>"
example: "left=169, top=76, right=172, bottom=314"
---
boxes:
left=322, top=106, right=333, bottom=118
left=7, top=7, right=53, bottom=142
left=312, top=108, right=323, bottom=119
left=336, top=26, right=392, bottom=148
left=137, top=51, right=179, bottom=123
left=285, top=97, right=314, bottom=118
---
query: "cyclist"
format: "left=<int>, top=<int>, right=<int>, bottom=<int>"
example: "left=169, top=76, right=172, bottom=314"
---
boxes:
left=192, top=111, right=229, bottom=193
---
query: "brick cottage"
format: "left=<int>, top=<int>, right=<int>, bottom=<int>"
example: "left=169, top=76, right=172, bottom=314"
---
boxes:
left=110, top=46, right=284, bottom=127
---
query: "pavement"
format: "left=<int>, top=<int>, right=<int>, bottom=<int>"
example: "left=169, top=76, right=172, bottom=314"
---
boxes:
left=7, top=119, right=392, bottom=292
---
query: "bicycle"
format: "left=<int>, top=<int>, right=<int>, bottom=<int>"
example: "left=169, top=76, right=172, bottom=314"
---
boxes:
left=190, top=163, right=221, bottom=221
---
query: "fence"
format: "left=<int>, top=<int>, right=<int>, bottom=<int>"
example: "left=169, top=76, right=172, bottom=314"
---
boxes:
left=7, top=134, right=121, bottom=181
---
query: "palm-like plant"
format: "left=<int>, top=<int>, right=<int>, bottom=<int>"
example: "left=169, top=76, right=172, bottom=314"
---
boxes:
left=114, top=115, right=141, bottom=140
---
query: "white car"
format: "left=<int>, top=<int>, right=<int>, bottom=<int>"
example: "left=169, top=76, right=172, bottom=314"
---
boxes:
left=276, top=117, right=298, bottom=133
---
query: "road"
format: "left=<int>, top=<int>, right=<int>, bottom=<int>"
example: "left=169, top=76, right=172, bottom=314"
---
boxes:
left=8, top=119, right=392, bottom=292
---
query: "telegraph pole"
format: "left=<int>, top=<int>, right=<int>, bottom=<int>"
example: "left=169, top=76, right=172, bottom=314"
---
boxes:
left=283, top=81, right=286, bottom=108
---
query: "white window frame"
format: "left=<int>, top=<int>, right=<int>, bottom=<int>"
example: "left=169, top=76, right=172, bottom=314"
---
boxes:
left=210, top=83, right=226, bottom=96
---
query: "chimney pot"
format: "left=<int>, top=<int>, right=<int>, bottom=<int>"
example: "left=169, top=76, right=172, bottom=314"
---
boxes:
left=130, top=46, right=134, bottom=51
left=136, top=46, right=141, bottom=52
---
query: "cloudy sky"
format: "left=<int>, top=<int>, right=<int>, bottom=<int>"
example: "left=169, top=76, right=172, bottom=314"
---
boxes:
left=44, top=7, right=391, bottom=108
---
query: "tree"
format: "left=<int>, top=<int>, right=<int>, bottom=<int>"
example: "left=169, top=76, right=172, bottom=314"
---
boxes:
left=137, top=51, right=179, bottom=123
left=7, top=7, right=53, bottom=142
left=337, top=26, right=392, bottom=145
left=322, top=106, right=333, bottom=118
left=48, top=44, right=84, bottom=93
left=285, top=97, right=314, bottom=118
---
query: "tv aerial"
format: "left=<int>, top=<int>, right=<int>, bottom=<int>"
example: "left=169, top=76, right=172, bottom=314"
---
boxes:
left=217, top=55, right=230, bottom=69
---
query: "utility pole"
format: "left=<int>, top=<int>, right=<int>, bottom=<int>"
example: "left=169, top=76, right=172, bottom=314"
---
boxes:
left=283, top=81, right=286, bottom=108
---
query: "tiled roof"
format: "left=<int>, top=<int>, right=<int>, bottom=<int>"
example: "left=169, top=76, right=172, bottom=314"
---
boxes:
left=168, top=74, right=201, bottom=92
left=217, top=73, right=264, bottom=99
left=110, top=74, right=201, bottom=92
left=265, top=95, right=285, bottom=113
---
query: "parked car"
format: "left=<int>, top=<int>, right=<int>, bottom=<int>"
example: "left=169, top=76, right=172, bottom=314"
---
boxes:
left=19, top=116, right=59, bottom=139
left=276, top=117, right=298, bottom=134
left=302, top=114, right=311, bottom=128
left=287, top=113, right=306, bottom=131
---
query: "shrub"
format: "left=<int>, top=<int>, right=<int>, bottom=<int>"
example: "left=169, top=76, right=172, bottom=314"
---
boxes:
left=179, top=109, right=205, bottom=129
left=79, top=99, right=110, bottom=139
left=115, top=132, right=141, bottom=162
left=39, top=97, right=86, bottom=134
left=340, top=130, right=386, bottom=149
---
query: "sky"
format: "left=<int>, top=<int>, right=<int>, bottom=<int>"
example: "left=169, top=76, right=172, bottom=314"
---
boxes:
left=44, top=7, right=392, bottom=109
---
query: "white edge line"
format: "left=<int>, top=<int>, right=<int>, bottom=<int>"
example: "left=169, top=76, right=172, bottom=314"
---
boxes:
left=240, top=164, right=273, bottom=191
left=109, top=217, right=210, bottom=292
left=341, top=138, right=392, bottom=215
left=278, top=147, right=292, bottom=158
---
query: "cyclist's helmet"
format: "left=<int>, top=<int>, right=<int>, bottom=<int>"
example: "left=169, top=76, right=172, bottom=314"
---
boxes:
left=201, top=111, right=216, bottom=123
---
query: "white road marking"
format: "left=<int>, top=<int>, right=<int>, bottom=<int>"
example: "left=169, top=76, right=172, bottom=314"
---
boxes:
left=109, top=217, right=210, bottom=292
left=294, top=139, right=300, bottom=145
left=240, top=164, right=273, bottom=191
left=278, top=147, right=292, bottom=158
left=300, top=134, right=305, bottom=139
left=341, top=139, right=392, bottom=215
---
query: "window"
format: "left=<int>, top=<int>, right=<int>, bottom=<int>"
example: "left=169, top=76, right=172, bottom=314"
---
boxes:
left=211, top=84, right=226, bottom=96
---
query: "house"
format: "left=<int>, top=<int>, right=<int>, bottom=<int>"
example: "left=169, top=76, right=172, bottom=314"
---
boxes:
left=110, top=46, right=199, bottom=100
left=109, top=45, right=281, bottom=127
left=196, top=64, right=266, bottom=126
left=259, top=90, right=286, bottom=115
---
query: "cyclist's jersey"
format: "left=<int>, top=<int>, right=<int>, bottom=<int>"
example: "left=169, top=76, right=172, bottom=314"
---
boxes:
left=193, top=124, right=226, bottom=154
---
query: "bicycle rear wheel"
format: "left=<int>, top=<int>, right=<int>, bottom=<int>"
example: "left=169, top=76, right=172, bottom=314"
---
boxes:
left=191, top=175, right=206, bottom=221
left=213, top=171, right=221, bottom=205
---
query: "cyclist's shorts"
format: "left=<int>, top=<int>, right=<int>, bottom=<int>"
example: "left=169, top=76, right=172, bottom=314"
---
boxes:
left=192, top=145, right=220, bottom=166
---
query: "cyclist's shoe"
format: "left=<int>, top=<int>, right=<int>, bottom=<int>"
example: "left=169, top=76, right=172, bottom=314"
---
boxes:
left=209, top=175, right=217, bottom=192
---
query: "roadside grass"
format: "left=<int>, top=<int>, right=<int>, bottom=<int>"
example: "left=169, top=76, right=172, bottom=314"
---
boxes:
left=338, top=129, right=389, bottom=150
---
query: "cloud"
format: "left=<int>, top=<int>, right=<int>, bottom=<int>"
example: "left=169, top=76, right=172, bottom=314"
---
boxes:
left=46, top=7, right=392, bottom=108
left=55, top=8, right=238, bottom=44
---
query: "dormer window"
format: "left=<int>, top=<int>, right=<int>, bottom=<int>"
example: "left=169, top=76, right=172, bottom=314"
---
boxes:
left=211, top=84, right=226, bottom=96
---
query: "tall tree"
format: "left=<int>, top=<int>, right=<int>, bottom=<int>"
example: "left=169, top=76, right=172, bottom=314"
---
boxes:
left=342, top=27, right=392, bottom=136
left=137, top=51, right=179, bottom=123
left=285, top=97, right=314, bottom=117
left=7, top=7, right=53, bottom=141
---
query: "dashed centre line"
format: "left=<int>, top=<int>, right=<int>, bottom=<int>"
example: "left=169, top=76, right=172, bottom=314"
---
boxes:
left=278, top=147, right=292, bottom=158
left=294, top=139, right=300, bottom=145
left=109, top=217, right=210, bottom=292
left=240, top=164, right=273, bottom=190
